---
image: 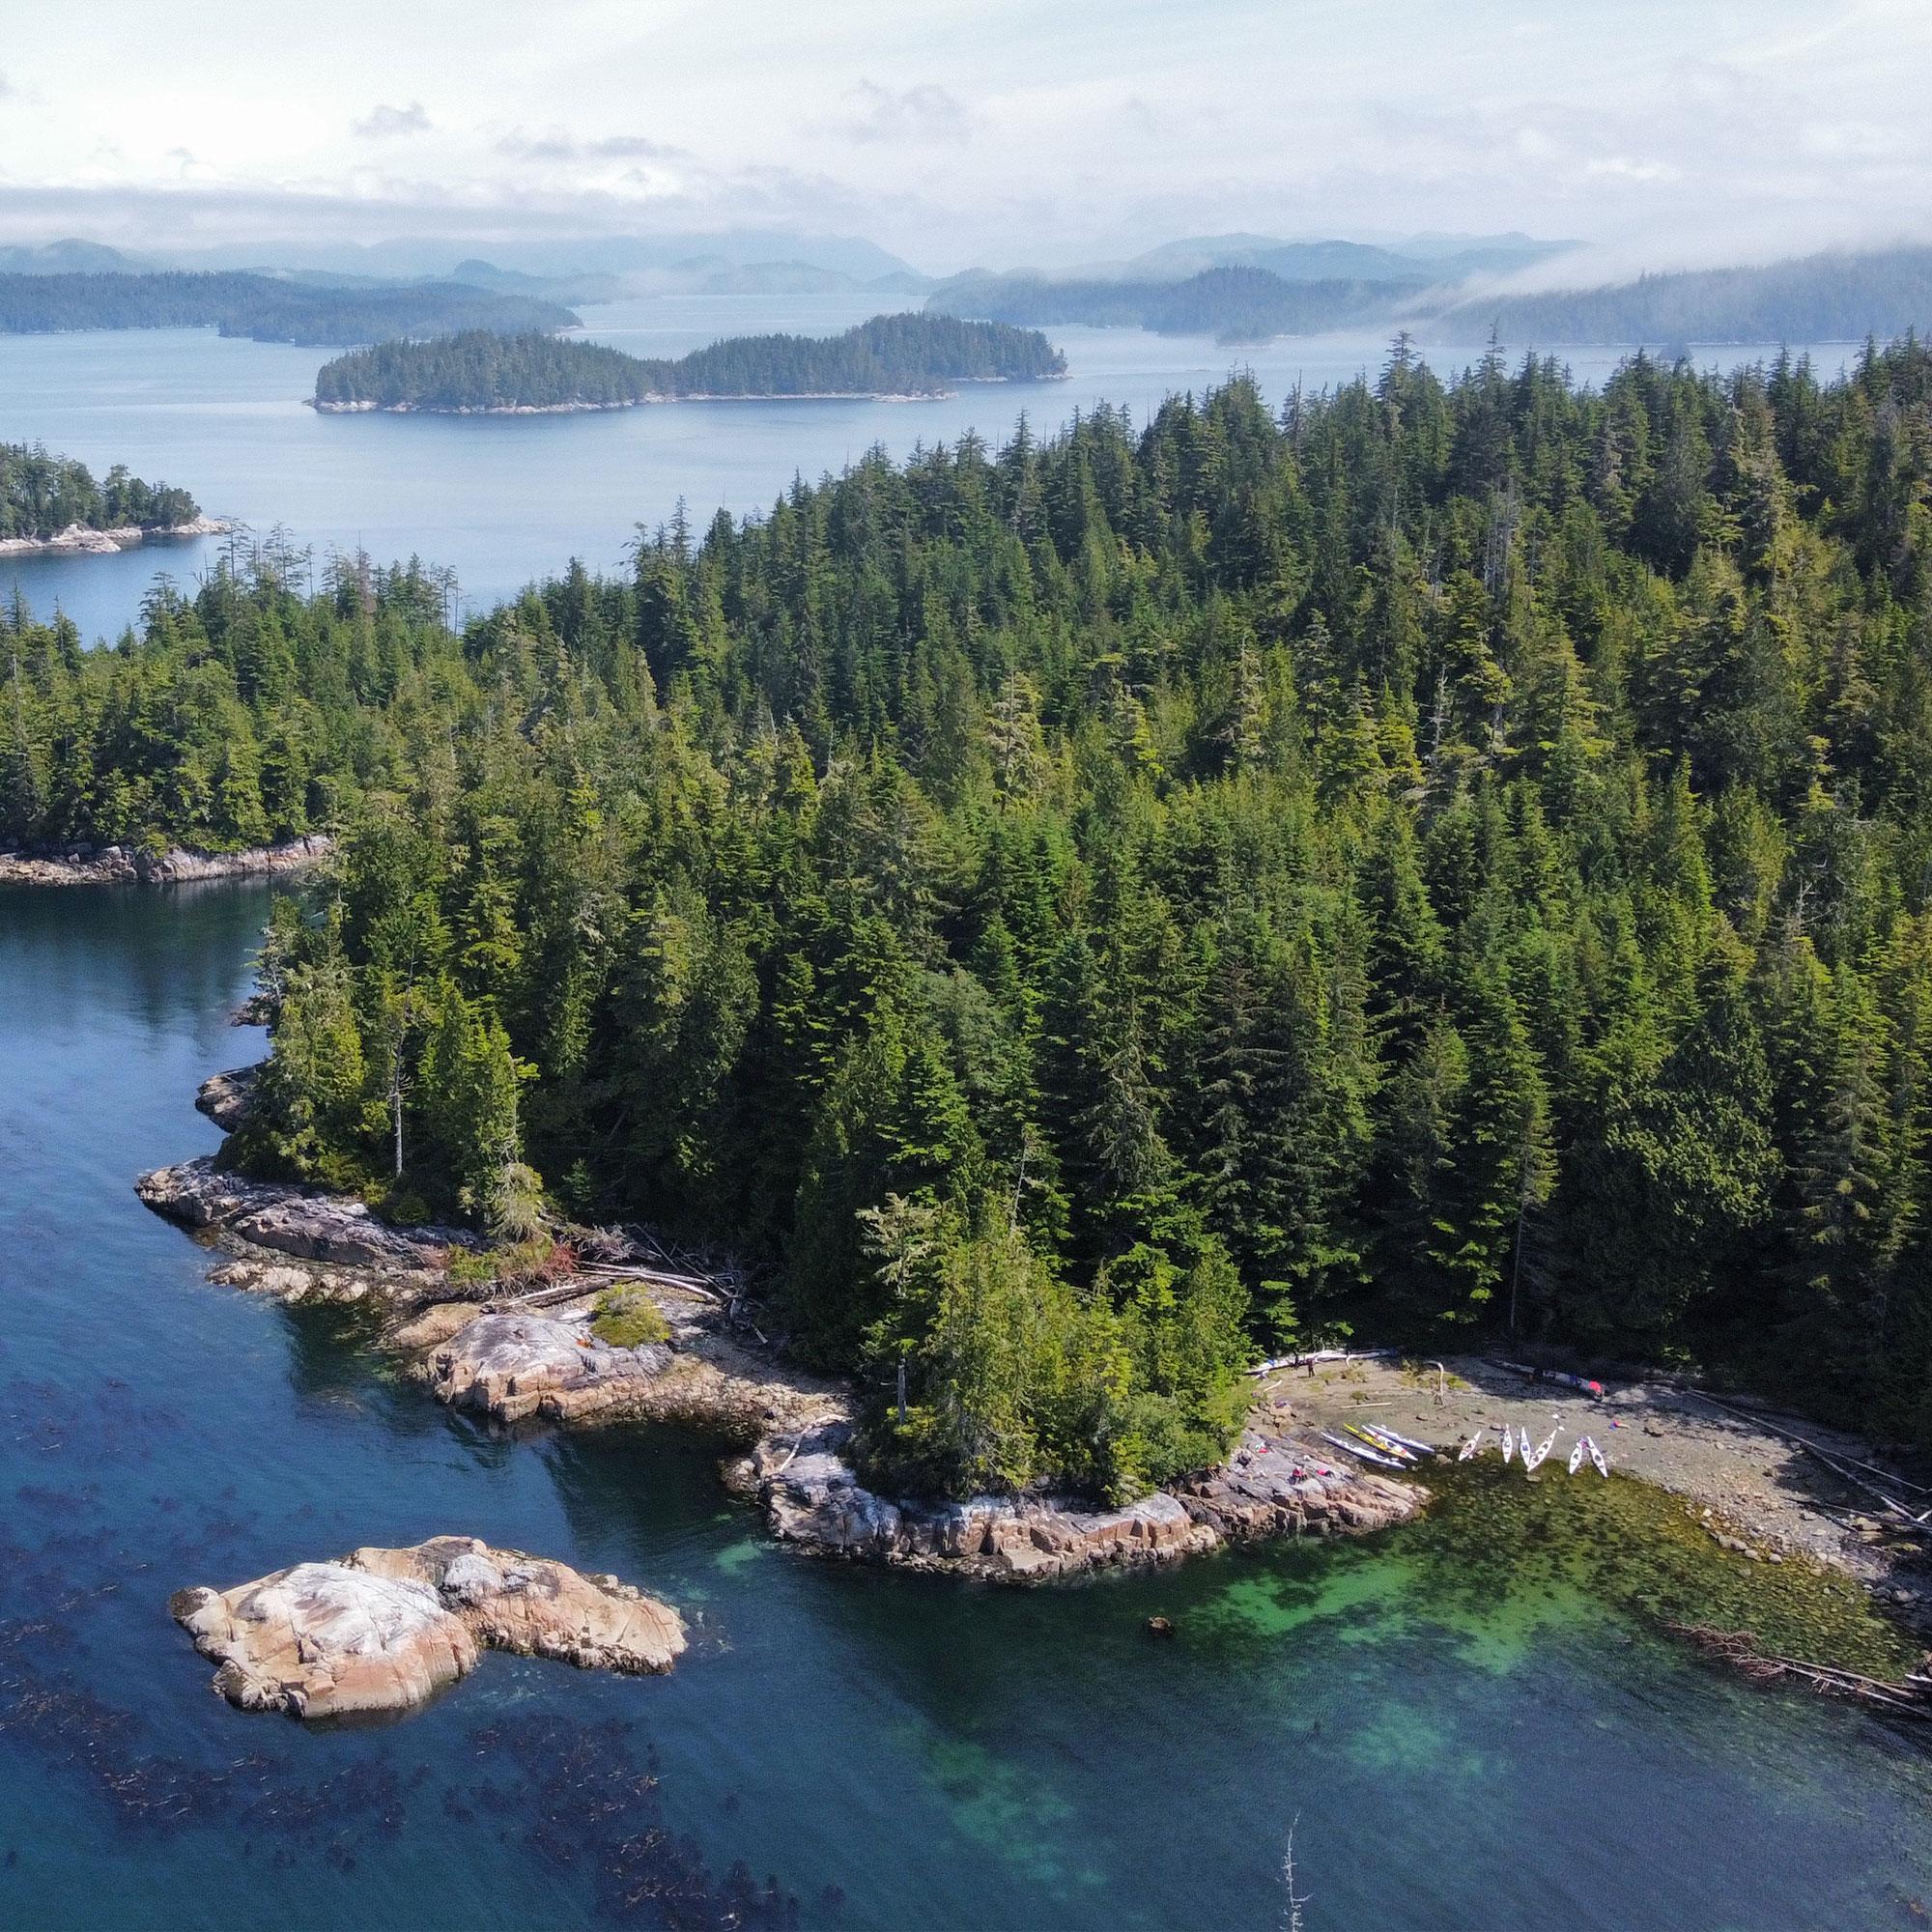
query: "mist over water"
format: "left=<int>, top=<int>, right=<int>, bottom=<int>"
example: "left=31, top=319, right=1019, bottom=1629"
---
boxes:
left=1, top=884, right=1931, bottom=1926
left=0, top=298, right=1866, bottom=646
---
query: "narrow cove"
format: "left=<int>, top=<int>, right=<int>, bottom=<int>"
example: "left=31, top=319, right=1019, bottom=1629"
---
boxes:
left=2, top=880, right=1931, bottom=1929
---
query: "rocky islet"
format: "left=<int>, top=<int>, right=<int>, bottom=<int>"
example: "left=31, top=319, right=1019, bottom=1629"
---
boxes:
left=170, top=1536, right=686, bottom=1719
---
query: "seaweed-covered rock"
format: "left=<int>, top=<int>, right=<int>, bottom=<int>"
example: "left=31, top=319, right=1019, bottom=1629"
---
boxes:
left=169, top=1536, right=684, bottom=1719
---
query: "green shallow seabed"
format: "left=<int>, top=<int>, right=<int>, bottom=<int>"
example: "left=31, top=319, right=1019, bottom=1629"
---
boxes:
left=1192, top=1456, right=1917, bottom=1684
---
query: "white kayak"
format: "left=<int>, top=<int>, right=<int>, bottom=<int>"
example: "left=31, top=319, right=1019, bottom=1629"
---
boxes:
left=1523, top=1428, right=1559, bottom=1473
left=1586, top=1435, right=1609, bottom=1477
left=1321, top=1431, right=1406, bottom=1470
left=1364, top=1423, right=1435, bottom=1457
left=1459, top=1433, right=1483, bottom=1461
left=1520, top=1427, right=1534, bottom=1463
left=1499, top=1424, right=1515, bottom=1463
left=1567, top=1437, right=1586, bottom=1475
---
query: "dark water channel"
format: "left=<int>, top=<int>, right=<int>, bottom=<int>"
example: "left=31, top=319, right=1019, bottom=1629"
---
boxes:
left=1, top=880, right=1930, bottom=1929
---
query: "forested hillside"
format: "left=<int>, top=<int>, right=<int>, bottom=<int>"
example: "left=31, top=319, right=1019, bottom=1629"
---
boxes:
left=0, top=271, right=577, bottom=345
left=312, top=315, right=1065, bottom=410
left=11, top=337, right=1932, bottom=1497
left=1, top=441, right=199, bottom=540
left=1435, top=247, right=1932, bottom=348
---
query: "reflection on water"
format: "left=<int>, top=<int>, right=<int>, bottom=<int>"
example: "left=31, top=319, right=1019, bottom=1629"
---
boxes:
left=2, top=879, right=1932, bottom=1928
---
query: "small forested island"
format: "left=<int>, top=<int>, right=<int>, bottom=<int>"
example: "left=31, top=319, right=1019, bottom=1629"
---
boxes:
left=0, top=271, right=578, bottom=346
left=310, top=314, right=1066, bottom=411
left=0, top=440, right=205, bottom=550
left=13, top=337, right=1932, bottom=1510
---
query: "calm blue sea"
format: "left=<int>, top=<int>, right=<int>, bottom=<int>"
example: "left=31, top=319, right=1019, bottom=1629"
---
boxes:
left=0, top=298, right=1865, bottom=644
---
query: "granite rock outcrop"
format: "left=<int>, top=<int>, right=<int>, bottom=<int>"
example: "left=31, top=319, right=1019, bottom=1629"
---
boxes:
left=729, top=1417, right=1421, bottom=1581
left=169, top=1536, right=684, bottom=1719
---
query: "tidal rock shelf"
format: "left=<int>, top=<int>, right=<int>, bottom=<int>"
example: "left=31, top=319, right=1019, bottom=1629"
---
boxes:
left=170, top=1536, right=685, bottom=1719
left=138, top=1154, right=469, bottom=1281
left=137, top=1158, right=1424, bottom=1584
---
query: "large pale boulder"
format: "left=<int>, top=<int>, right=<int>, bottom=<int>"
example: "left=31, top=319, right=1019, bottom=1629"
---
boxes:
left=168, top=1561, right=476, bottom=1719
left=171, top=1537, right=685, bottom=1719
left=425, top=1312, right=671, bottom=1423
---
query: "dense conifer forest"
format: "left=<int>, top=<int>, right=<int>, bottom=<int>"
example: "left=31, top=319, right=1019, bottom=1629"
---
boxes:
left=0, top=271, right=577, bottom=345
left=0, top=441, right=199, bottom=540
left=312, top=316, right=1066, bottom=410
left=11, top=336, right=1932, bottom=1496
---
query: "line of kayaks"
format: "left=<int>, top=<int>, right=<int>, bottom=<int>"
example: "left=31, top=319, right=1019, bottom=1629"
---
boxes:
left=1321, top=1415, right=1612, bottom=1477
left=1454, top=1420, right=1609, bottom=1476
left=1320, top=1421, right=1437, bottom=1469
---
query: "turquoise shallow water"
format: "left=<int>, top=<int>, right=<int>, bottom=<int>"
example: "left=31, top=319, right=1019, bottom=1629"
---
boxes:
left=2, top=879, right=1931, bottom=1929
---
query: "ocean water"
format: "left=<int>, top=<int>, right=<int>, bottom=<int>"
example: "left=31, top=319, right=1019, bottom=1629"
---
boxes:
left=0, top=298, right=1870, bottom=647
left=0, top=880, right=1930, bottom=1929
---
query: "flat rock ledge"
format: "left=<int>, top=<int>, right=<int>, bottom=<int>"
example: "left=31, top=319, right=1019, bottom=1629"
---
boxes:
left=0, top=833, right=329, bottom=887
left=169, top=1535, right=685, bottom=1719
left=137, top=1155, right=468, bottom=1276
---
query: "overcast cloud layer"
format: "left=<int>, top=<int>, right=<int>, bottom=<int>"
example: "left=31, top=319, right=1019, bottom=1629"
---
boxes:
left=2, top=0, right=1928, bottom=275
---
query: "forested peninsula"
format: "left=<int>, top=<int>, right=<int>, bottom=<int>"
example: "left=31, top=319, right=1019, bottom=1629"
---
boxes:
left=13, top=338, right=1932, bottom=1505
left=1, top=440, right=201, bottom=546
left=310, top=315, right=1066, bottom=411
left=0, top=272, right=578, bottom=346
left=928, top=266, right=1426, bottom=344
left=1432, top=247, right=1932, bottom=351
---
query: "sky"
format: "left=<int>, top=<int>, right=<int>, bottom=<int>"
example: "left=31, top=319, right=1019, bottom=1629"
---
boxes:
left=2, top=0, right=1930, bottom=277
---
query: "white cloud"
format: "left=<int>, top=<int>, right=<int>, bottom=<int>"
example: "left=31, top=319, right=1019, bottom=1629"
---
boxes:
left=0, top=1, right=1927, bottom=273
left=353, top=99, right=432, bottom=139
left=840, top=81, right=970, bottom=144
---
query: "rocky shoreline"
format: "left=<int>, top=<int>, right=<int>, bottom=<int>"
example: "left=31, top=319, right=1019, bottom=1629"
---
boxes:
left=134, top=1154, right=1424, bottom=1582
left=0, top=833, right=331, bottom=887
left=171, top=1535, right=685, bottom=1719
left=0, top=515, right=228, bottom=557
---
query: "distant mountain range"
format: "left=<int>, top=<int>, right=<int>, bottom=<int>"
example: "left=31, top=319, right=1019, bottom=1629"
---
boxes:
left=8, top=229, right=1932, bottom=355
